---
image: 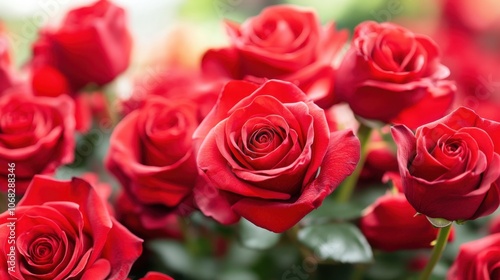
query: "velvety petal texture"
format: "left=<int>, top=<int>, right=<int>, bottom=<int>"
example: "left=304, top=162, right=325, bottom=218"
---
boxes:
left=0, top=176, right=142, bottom=280
left=139, top=271, right=174, bottom=280
left=194, top=80, right=360, bottom=232
left=336, top=21, right=455, bottom=129
left=391, top=107, right=500, bottom=221
left=0, top=91, right=75, bottom=194
left=31, top=0, right=132, bottom=91
left=202, top=5, right=348, bottom=108
left=447, top=233, right=500, bottom=280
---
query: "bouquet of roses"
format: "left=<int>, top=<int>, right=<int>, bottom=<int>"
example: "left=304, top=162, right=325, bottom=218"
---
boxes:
left=0, top=0, right=499, bottom=279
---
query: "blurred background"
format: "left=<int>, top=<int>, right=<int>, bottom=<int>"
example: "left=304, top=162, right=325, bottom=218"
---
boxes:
left=1, top=0, right=500, bottom=279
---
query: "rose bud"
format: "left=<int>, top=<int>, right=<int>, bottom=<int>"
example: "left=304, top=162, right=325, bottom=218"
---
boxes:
left=31, top=0, right=132, bottom=91
left=106, top=96, right=199, bottom=215
left=0, top=91, right=75, bottom=194
left=447, top=233, right=500, bottom=279
left=138, top=272, right=174, bottom=280
left=336, top=21, right=456, bottom=129
left=0, top=176, right=142, bottom=279
left=359, top=192, right=454, bottom=252
left=391, top=107, right=500, bottom=222
left=441, top=0, right=500, bottom=33
left=193, top=80, right=360, bottom=232
left=202, top=5, right=348, bottom=108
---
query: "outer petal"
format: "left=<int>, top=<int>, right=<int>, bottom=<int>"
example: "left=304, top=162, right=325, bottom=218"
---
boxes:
left=232, top=130, right=360, bottom=232
left=193, top=175, right=240, bottom=225
left=139, top=271, right=175, bottom=280
left=193, top=80, right=259, bottom=143
left=99, top=217, right=143, bottom=280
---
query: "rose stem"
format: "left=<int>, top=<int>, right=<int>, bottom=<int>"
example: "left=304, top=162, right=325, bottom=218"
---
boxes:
left=335, top=122, right=372, bottom=202
left=418, top=224, right=453, bottom=280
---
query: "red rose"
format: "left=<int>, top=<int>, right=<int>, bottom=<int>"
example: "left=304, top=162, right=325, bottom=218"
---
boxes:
left=193, top=80, right=360, bottom=232
left=121, top=68, right=223, bottom=121
left=391, top=107, right=500, bottom=221
left=106, top=97, right=199, bottom=212
left=0, top=176, right=143, bottom=279
left=0, top=91, right=75, bottom=194
left=32, top=0, right=132, bottom=91
left=360, top=193, right=454, bottom=252
left=139, top=272, right=174, bottom=280
left=336, top=21, right=455, bottom=128
left=447, top=233, right=500, bottom=280
left=202, top=5, right=348, bottom=108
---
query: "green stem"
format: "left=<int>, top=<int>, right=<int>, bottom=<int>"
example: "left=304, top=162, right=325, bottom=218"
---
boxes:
left=418, top=224, right=453, bottom=280
left=335, top=122, right=373, bottom=202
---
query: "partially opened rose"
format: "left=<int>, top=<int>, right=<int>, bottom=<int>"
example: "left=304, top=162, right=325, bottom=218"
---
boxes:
left=391, top=107, right=500, bottom=221
left=194, top=80, right=360, bottom=232
left=447, top=233, right=500, bottom=280
left=0, top=91, right=75, bottom=194
left=336, top=21, right=455, bottom=128
left=202, top=5, right=348, bottom=108
left=32, top=0, right=132, bottom=91
left=0, top=176, right=142, bottom=279
left=106, top=96, right=199, bottom=212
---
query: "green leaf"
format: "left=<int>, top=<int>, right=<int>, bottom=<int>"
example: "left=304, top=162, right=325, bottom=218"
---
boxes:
left=238, top=218, right=281, bottom=250
left=297, top=223, right=373, bottom=264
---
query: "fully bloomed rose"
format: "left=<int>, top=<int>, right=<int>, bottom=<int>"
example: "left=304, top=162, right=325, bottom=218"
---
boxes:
left=0, top=91, right=75, bottom=194
left=106, top=96, right=199, bottom=214
left=336, top=21, right=455, bottom=128
left=193, top=80, right=360, bottom=232
left=391, top=107, right=500, bottom=221
left=360, top=192, right=454, bottom=252
left=0, top=176, right=142, bottom=279
left=202, top=5, right=348, bottom=108
left=447, top=233, right=500, bottom=279
left=32, top=0, right=132, bottom=91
